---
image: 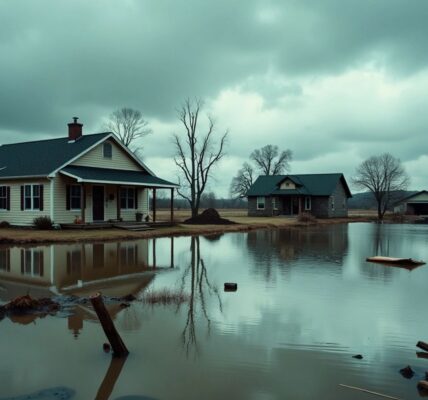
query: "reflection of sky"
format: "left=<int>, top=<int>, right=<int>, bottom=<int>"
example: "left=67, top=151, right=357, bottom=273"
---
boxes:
left=1, top=223, right=428, bottom=399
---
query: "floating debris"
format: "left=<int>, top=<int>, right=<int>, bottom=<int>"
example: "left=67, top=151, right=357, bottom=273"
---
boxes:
left=417, top=341, right=428, bottom=352
left=352, top=354, right=363, bottom=359
left=399, top=365, right=414, bottom=379
left=224, top=283, right=238, bottom=292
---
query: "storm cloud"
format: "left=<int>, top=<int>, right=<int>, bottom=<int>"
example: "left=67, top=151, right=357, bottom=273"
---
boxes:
left=1, top=0, right=427, bottom=195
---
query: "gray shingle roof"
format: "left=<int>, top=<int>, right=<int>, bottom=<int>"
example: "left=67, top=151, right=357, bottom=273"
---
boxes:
left=246, top=173, right=352, bottom=197
left=0, top=132, right=111, bottom=178
left=61, top=165, right=178, bottom=188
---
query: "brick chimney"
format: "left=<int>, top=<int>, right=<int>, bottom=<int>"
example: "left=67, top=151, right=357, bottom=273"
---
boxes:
left=68, top=117, right=83, bottom=141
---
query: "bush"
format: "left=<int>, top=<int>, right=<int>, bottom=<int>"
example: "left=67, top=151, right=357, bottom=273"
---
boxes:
left=0, top=221, right=10, bottom=228
left=297, top=212, right=317, bottom=224
left=33, top=216, right=54, bottom=230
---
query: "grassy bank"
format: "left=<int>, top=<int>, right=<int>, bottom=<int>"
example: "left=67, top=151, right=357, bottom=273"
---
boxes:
left=0, top=209, right=382, bottom=245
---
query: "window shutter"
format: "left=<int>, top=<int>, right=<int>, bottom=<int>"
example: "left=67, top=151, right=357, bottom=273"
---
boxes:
left=66, top=185, right=71, bottom=210
left=39, top=185, right=44, bottom=211
left=20, top=186, right=24, bottom=211
left=6, top=187, right=10, bottom=211
left=135, top=188, right=138, bottom=209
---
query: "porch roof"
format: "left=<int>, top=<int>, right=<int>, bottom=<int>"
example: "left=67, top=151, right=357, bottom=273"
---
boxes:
left=60, top=165, right=178, bottom=188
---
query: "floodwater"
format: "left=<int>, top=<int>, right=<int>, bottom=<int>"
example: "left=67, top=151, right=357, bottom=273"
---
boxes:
left=1, top=223, right=428, bottom=400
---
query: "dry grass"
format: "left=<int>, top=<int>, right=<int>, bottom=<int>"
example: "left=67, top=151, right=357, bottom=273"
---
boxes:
left=0, top=209, right=382, bottom=245
left=141, top=289, right=189, bottom=305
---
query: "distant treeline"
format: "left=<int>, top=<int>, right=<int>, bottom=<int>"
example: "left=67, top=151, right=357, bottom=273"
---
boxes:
left=348, top=190, right=417, bottom=210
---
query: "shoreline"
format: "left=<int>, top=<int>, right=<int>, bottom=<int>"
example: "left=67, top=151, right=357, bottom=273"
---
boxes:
left=0, top=215, right=382, bottom=246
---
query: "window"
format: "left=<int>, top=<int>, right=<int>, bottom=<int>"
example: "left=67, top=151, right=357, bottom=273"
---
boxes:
left=21, top=249, right=44, bottom=276
left=272, top=197, right=278, bottom=210
left=67, top=249, right=82, bottom=274
left=103, top=142, right=112, bottom=158
left=304, top=196, right=311, bottom=211
left=331, top=197, right=335, bottom=211
left=120, top=188, right=135, bottom=209
left=0, top=249, right=10, bottom=271
left=23, top=184, right=42, bottom=210
left=70, top=185, right=82, bottom=210
left=257, top=196, right=265, bottom=210
left=0, top=186, right=9, bottom=210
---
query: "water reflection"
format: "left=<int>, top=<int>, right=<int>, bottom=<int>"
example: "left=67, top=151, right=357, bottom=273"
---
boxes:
left=179, top=236, right=223, bottom=356
left=1, top=224, right=428, bottom=399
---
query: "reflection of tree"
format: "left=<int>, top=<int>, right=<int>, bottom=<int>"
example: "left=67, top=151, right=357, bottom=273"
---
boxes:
left=372, top=223, right=390, bottom=256
left=179, top=236, right=222, bottom=356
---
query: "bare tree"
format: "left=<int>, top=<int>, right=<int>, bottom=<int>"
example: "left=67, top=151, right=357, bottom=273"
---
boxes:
left=106, top=107, right=152, bottom=148
left=230, top=162, right=254, bottom=199
left=352, top=153, right=409, bottom=221
left=173, top=99, right=228, bottom=218
left=250, top=145, right=292, bottom=175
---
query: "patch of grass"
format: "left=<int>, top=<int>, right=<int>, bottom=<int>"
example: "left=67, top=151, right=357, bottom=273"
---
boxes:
left=142, top=289, right=189, bottom=306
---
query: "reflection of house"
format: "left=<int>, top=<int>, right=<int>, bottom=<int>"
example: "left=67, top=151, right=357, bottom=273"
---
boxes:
left=0, top=118, right=177, bottom=226
left=246, top=174, right=352, bottom=218
left=393, top=191, right=428, bottom=216
left=0, top=240, right=157, bottom=298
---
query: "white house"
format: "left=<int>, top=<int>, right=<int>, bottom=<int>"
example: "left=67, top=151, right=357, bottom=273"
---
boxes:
left=0, top=118, right=178, bottom=226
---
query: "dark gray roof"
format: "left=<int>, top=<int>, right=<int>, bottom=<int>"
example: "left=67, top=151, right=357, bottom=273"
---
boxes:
left=394, top=190, right=428, bottom=205
left=61, top=165, right=178, bottom=188
left=246, top=173, right=352, bottom=197
left=0, top=132, right=111, bottom=178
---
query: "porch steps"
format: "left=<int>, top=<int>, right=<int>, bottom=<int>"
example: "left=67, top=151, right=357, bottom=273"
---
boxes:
left=113, top=223, right=155, bottom=232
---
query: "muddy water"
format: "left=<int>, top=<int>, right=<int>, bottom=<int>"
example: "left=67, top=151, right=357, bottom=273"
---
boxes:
left=1, top=223, right=428, bottom=399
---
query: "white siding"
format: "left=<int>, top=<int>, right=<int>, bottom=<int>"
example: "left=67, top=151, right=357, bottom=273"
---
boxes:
left=52, top=174, right=149, bottom=224
left=0, top=179, right=51, bottom=226
left=71, top=139, right=142, bottom=171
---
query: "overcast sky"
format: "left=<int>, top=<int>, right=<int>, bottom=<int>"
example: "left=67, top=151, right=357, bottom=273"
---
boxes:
left=1, top=0, right=427, bottom=197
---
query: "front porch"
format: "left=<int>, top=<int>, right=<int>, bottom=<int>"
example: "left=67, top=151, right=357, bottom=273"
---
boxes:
left=274, top=195, right=311, bottom=216
left=57, top=165, right=178, bottom=226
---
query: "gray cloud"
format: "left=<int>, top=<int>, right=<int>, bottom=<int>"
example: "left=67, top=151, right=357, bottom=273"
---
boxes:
left=0, top=0, right=427, bottom=195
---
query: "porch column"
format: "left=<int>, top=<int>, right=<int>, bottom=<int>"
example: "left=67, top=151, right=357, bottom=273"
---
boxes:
left=116, top=186, right=121, bottom=221
left=152, top=238, right=156, bottom=269
left=170, top=237, right=174, bottom=268
left=81, top=184, right=86, bottom=223
left=170, top=188, right=174, bottom=223
left=152, top=188, right=157, bottom=222
left=298, top=197, right=302, bottom=214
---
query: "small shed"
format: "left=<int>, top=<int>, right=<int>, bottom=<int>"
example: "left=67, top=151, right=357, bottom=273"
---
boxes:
left=394, top=191, right=428, bottom=215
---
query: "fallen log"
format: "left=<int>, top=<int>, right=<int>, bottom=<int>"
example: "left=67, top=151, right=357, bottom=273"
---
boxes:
left=90, top=292, right=129, bottom=357
left=417, top=341, right=428, bottom=352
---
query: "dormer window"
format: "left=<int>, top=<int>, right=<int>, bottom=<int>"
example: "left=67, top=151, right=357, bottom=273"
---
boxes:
left=103, top=142, right=112, bottom=158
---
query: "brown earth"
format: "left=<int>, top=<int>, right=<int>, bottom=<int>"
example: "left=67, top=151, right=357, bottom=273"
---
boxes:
left=0, top=209, right=393, bottom=245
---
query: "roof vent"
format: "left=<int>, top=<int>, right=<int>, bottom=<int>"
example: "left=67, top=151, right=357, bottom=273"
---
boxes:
left=68, top=117, right=83, bottom=142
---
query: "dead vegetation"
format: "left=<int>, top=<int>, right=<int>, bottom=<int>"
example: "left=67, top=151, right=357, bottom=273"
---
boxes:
left=0, top=295, right=59, bottom=320
left=141, top=289, right=189, bottom=306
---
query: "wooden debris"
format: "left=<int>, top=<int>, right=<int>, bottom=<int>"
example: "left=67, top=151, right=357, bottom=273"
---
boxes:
left=417, top=352, right=428, bottom=359
left=90, top=292, right=129, bottom=357
left=339, top=384, right=402, bottom=400
left=418, top=381, right=428, bottom=392
left=352, top=354, right=363, bottom=359
left=417, top=341, right=428, bottom=352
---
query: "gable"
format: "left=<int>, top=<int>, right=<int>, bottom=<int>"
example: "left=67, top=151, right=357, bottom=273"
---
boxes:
left=279, top=178, right=296, bottom=189
left=71, top=139, right=143, bottom=171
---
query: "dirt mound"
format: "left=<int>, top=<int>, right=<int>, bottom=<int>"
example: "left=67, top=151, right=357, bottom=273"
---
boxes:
left=184, top=208, right=235, bottom=225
